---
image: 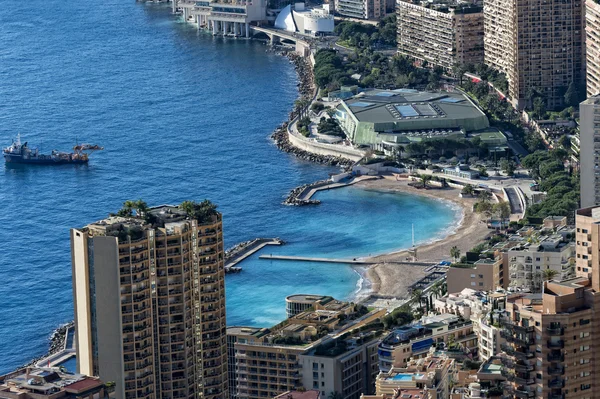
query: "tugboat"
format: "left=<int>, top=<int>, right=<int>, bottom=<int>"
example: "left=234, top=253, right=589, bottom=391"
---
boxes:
left=3, top=135, right=103, bottom=165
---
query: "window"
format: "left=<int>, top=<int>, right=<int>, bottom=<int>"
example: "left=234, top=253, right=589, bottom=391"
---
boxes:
left=313, top=363, right=318, bottom=370
left=471, top=282, right=476, bottom=286
left=580, top=345, right=590, bottom=351
left=479, top=282, right=484, bottom=286
left=321, top=382, right=325, bottom=387
left=313, top=382, right=319, bottom=389
left=471, top=274, right=476, bottom=278
left=479, top=274, right=483, bottom=278
left=581, top=358, right=590, bottom=364
left=313, top=372, right=318, bottom=379
left=581, top=319, right=591, bottom=326
left=581, top=371, right=590, bottom=377
left=580, top=332, right=590, bottom=338
left=321, top=372, right=324, bottom=378
left=581, top=384, right=591, bottom=390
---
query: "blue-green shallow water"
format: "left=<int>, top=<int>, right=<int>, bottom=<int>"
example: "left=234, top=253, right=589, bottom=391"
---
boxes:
left=0, top=0, right=457, bottom=373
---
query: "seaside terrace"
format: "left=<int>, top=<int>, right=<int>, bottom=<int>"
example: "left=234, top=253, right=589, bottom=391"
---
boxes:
left=333, top=89, right=499, bottom=151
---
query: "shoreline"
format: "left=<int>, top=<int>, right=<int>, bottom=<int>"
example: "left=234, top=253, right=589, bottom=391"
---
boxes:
left=347, top=177, right=490, bottom=303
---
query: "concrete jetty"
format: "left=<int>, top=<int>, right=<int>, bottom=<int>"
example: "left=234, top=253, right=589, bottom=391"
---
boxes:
left=259, top=254, right=375, bottom=264
left=225, top=238, right=284, bottom=271
left=299, top=175, right=379, bottom=201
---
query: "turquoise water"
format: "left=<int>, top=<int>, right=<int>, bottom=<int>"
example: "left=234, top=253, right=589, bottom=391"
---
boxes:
left=0, top=0, right=458, bottom=373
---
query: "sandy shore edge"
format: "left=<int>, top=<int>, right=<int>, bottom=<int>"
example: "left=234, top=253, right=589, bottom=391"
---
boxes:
left=347, top=176, right=490, bottom=302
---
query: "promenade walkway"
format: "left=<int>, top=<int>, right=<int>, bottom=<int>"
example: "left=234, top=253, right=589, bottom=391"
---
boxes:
left=259, top=254, right=374, bottom=264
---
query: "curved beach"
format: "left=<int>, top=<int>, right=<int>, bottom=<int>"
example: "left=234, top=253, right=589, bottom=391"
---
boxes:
left=353, top=176, right=490, bottom=301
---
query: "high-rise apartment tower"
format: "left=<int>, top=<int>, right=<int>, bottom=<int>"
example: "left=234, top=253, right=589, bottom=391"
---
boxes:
left=484, top=0, right=584, bottom=109
left=71, top=202, right=228, bottom=399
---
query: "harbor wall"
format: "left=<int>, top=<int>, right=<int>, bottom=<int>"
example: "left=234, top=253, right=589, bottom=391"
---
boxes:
left=287, top=129, right=365, bottom=161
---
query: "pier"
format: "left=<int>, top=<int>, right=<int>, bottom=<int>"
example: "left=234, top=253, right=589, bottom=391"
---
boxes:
left=259, top=254, right=374, bottom=264
left=224, top=238, right=284, bottom=271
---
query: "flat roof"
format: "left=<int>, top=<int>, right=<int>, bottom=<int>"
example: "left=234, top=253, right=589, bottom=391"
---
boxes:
left=341, top=89, right=486, bottom=125
left=286, top=294, right=328, bottom=303
left=274, top=390, right=320, bottom=399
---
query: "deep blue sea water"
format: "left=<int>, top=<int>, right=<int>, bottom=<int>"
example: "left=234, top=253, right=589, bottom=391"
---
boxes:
left=0, top=0, right=457, bottom=373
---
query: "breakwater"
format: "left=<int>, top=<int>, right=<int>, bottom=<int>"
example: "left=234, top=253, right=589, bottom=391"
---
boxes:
left=283, top=180, right=328, bottom=206
left=19, top=321, right=74, bottom=370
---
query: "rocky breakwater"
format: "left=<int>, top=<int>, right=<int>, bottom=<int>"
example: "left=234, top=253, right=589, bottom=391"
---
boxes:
left=20, top=321, right=74, bottom=369
left=270, top=53, right=355, bottom=167
left=283, top=180, right=330, bottom=206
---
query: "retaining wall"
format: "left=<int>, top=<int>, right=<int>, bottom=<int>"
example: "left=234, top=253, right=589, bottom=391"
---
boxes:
left=287, top=130, right=365, bottom=161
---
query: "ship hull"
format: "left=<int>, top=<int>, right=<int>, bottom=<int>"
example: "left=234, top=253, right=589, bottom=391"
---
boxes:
left=4, top=154, right=88, bottom=165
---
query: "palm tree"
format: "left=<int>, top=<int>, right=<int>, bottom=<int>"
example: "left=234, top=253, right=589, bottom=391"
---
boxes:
left=450, top=246, right=461, bottom=263
left=420, top=174, right=432, bottom=188
left=542, top=269, right=559, bottom=282
left=411, top=288, right=424, bottom=311
left=328, top=392, right=343, bottom=399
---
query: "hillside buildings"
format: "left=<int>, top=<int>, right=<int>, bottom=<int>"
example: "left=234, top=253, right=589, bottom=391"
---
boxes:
left=497, top=206, right=600, bottom=398
left=0, top=368, right=110, bottom=399
left=334, top=89, right=495, bottom=151
left=377, top=314, right=477, bottom=372
left=362, top=350, right=455, bottom=399
left=71, top=203, right=228, bottom=399
left=483, top=0, right=585, bottom=109
left=579, top=95, right=600, bottom=208
left=396, top=0, right=484, bottom=71
left=227, top=299, right=385, bottom=399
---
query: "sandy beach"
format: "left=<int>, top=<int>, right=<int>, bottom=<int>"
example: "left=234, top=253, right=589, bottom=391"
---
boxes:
left=353, top=176, right=491, bottom=303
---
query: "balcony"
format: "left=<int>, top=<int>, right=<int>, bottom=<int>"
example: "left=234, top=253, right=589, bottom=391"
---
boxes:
left=548, top=379, right=564, bottom=389
left=547, top=352, right=564, bottom=362
left=546, top=326, right=564, bottom=335
left=547, top=340, right=564, bottom=349
left=548, top=366, right=564, bottom=375
left=500, top=330, right=534, bottom=345
left=501, top=343, right=534, bottom=360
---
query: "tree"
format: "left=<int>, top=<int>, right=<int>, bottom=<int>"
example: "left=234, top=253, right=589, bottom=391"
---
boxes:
left=532, top=97, right=547, bottom=120
left=180, top=200, right=218, bottom=223
left=493, top=202, right=511, bottom=224
left=542, top=268, right=559, bottom=282
left=420, top=174, right=432, bottom=188
left=564, top=81, right=580, bottom=107
left=328, top=392, right=343, bottom=399
left=478, top=190, right=493, bottom=203
left=478, top=166, right=488, bottom=177
left=500, top=159, right=517, bottom=176
left=411, top=289, right=424, bottom=311
left=450, top=246, right=461, bottom=262
left=461, top=184, right=475, bottom=196
left=558, top=134, right=571, bottom=150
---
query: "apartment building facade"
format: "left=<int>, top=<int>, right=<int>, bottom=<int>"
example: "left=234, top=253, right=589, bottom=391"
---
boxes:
left=446, top=258, right=506, bottom=295
left=579, top=95, right=600, bottom=208
left=71, top=204, right=228, bottom=399
left=587, top=0, right=600, bottom=96
left=498, top=206, right=600, bottom=398
left=483, top=0, right=585, bottom=109
left=335, top=0, right=390, bottom=20
left=396, top=0, right=483, bottom=71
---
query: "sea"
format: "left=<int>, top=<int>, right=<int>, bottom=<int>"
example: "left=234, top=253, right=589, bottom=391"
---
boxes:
left=0, top=0, right=459, bottom=373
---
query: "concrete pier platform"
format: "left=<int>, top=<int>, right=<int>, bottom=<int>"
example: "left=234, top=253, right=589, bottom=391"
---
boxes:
left=225, top=238, right=283, bottom=270
left=259, top=254, right=374, bottom=264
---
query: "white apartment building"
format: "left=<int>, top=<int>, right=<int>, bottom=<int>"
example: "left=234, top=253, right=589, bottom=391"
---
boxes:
left=580, top=95, right=600, bottom=208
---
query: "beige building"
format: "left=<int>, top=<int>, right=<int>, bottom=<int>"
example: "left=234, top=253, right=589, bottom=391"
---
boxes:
left=483, top=0, right=585, bottom=109
left=587, top=0, right=600, bottom=96
left=434, top=289, right=507, bottom=361
left=396, top=0, right=483, bottom=71
left=299, top=336, right=380, bottom=399
left=505, top=234, right=575, bottom=292
left=498, top=206, right=600, bottom=398
left=0, top=368, right=110, bottom=399
left=378, top=314, right=477, bottom=372
left=71, top=202, right=228, bottom=399
left=362, top=350, right=455, bottom=399
left=579, top=95, right=600, bottom=208
left=335, top=0, right=389, bottom=20
left=446, top=258, right=506, bottom=295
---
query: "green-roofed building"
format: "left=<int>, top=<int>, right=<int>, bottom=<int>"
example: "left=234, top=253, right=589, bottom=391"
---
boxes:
left=334, top=88, right=493, bottom=152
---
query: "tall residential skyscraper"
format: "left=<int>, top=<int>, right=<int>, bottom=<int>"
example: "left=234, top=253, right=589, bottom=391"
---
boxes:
left=71, top=202, right=228, bottom=399
left=579, top=95, right=600, bottom=208
left=498, top=206, right=600, bottom=398
left=587, top=0, right=600, bottom=96
left=484, top=0, right=584, bottom=109
left=396, top=0, right=484, bottom=71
